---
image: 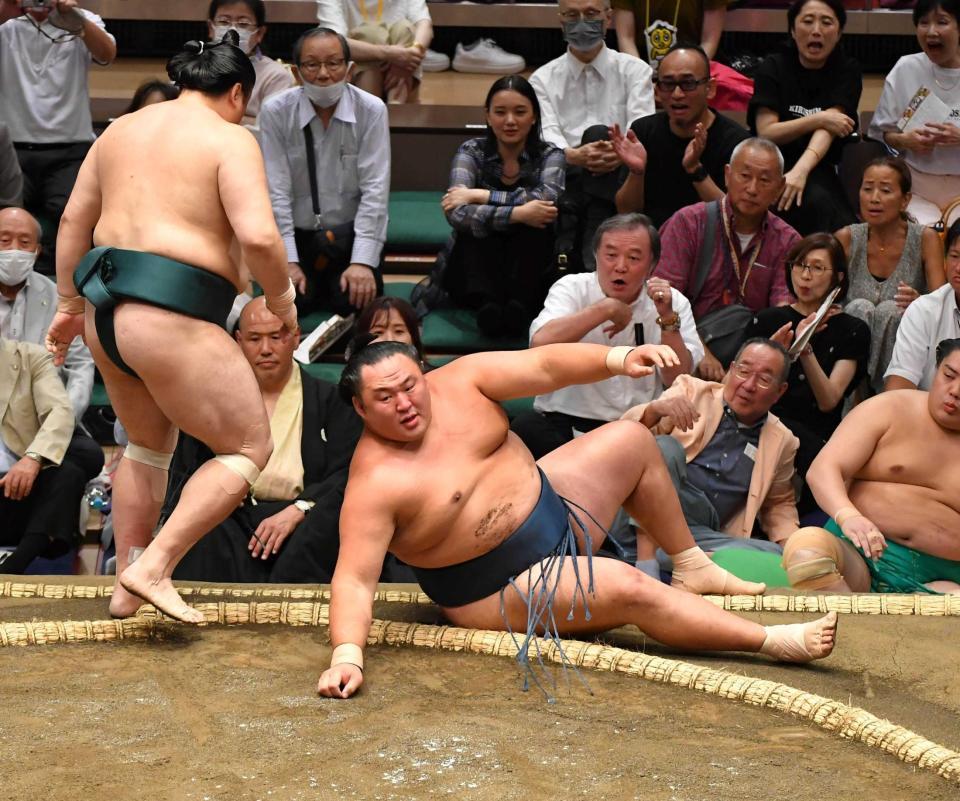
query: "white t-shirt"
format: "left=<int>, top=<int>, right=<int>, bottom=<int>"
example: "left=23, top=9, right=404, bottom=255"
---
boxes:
left=868, top=52, right=960, bottom=176
left=529, top=46, right=655, bottom=150
left=530, top=272, right=704, bottom=421
left=0, top=10, right=113, bottom=143
left=316, top=0, right=430, bottom=35
left=884, top=283, right=960, bottom=389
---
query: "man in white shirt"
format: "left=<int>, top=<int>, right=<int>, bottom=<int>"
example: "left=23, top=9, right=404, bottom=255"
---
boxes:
left=259, top=27, right=389, bottom=315
left=511, top=213, right=702, bottom=459
left=0, top=0, right=115, bottom=275
left=530, top=0, right=654, bottom=271
left=317, top=0, right=432, bottom=104
left=885, top=221, right=960, bottom=391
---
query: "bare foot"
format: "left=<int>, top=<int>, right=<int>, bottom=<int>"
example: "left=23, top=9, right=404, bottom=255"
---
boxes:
left=670, top=547, right=766, bottom=596
left=108, top=581, right=146, bottom=619
left=760, top=611, right=838, bottom=663
left=119, top=561, right=204, bottom=623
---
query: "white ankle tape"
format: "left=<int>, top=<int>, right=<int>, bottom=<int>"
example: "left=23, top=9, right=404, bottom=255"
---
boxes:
left=124, top=443, right=174, bottom=471
left=214, top=453, right=261, bottom=486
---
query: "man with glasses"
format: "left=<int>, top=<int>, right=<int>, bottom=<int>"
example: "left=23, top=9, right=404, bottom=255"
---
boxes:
left=530, top=0, right=654, bottom=271
left=0, top=0, right=115, bottom=275
left=206, top=0, right=295, bottom=126
left=612, top=44, right=748, bottom=228
left=259, top=27, right=388, bottom=316
left=622, top=338, right=801, bottom=570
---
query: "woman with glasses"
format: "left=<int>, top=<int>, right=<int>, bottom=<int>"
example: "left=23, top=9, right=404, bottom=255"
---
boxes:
left=207, top=0, right=295, bottom=126
left=867, top=0, right=960, bottom=227
left=748, top=0, right=860, bottom=236
left=835, top=157, right=945, bottom=393
left=747, top=233, right=868, bottom=514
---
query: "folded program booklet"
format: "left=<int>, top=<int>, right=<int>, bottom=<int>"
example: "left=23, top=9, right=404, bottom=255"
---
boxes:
left=788, top=286, right=842, bottom=361
left=896, top=86, right=953, bottom=133
left=293, top=314, right=355, bottom=364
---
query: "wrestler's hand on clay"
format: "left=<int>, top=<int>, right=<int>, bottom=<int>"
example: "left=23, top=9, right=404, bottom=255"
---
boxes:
left=625, top=344, right=679, bottom=378
left=342, top=263, right=377, bottom=310
left=249, top=504, right=302, bottom=559
left=45, top=311, right=86, bottom=367
left=317, top=664, right=363, bottom=699
left=840, top=514, right=887, bottom=561
left=649, top=395, right=700, bottom=432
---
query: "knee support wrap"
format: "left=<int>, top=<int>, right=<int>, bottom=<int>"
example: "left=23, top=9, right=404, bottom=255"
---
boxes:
left=124, top=443, right=174, bottom=471
left=781, top=526, right=844, bottom=590
left=214, top=453, right=261, bottom=487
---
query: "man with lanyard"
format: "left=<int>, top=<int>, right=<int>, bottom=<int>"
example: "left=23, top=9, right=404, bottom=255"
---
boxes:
left=612, top=0, right=729, bottom=69
left=654, top=137, right=799, bottom=381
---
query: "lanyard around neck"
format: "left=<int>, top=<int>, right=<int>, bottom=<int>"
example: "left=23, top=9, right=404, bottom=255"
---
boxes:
left=720, top=196, right=762, bottom=301
left=359, top=0, right=384, bottom=23
left=645, top=0, right=681, bottom=29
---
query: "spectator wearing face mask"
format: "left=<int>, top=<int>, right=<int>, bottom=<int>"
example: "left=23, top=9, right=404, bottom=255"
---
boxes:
left=207, top=0, right=295, bottom=126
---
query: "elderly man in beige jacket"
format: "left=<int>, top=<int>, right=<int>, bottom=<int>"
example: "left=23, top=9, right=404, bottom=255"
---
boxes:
left=0, top=337, right=79, bottom=573
left=622, top=338, right=800, bottom=571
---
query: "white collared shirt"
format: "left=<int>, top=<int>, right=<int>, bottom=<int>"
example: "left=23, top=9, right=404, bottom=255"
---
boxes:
left=258, top=84, right=390, bottom=268
left=885, top=284, right=960, bottom=390
left=529, top=46, right=654, bottom=150
left=530, top=273, right=704, bottom=421
left=0, top=11, right=113, bottom=143
left=316, top=0, right=430, bottom=34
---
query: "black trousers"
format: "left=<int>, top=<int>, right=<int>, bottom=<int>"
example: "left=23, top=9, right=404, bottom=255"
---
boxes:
left=775, top=165, right=857, bottom=237
left=293, top=228, right=384, bottom=317
left=510, top=410, right=607, bottom=460
left=16, top=141, right=92, bottom=276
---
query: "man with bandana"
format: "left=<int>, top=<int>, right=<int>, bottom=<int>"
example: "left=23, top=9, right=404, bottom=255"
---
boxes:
left=530, top=0, right=654, bottom=272
left=259, top=26, right=389, bottom=315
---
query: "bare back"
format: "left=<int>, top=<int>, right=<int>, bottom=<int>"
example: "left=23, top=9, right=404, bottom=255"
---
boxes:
left=90, top=100, right=254, bottom=287
left=847, top=391, right=960, bottom=557
left=345, top=365, right=542, bottom=568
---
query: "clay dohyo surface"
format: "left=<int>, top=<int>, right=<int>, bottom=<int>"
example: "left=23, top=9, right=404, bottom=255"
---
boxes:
left=1, top=590, right=958, bottom=801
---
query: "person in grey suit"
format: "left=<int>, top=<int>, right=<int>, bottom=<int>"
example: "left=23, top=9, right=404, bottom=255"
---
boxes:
left=0, top=206, right=102, bottom=485
left=0, top=123, right=23, bottom=208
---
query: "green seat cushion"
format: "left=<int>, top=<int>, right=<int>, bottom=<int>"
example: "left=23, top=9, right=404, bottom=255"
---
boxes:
left=90, top=381, right=110, bottom=408
left=387, top=191, right=451, bottom=250
left=302, top=362, right=346, bottom=383
left=710, top=549, right=789, bottom=589
left=500, top=396, right=535, bottom=419
left=422, top=308, right=527, bottom=352
left=298, top=311, right=334, bottom=335
left=383, top=281, right=415, bottom=301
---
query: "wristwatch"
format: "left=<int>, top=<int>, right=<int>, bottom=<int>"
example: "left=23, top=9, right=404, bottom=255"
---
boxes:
left=687, top=163, right=708, bottom=183
left=24, top=451, right=44, bottom=466
left=656, top=312, right=681, bottom=332
left=293, top=499, right=315, bottom=514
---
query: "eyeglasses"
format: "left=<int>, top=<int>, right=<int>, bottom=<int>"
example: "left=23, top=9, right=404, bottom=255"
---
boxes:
left=789, top=261, right=832, bottom=275
left=557, top=9, right=606, bottom=22
left=212, top=17, right=259, bottom=31
left=731, top=364, right=777, bottom=389
left=298, top=59, right=347, bottom=76
left=654, top=77, right=711, bottom=93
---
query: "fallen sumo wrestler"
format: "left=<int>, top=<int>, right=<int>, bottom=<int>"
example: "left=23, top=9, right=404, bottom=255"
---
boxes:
left=45, top=32, right=298, bottom=623
left=317, top=336, right=839, bottom=700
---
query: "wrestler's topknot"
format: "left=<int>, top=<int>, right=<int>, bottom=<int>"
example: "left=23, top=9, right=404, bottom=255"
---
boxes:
left=167, top=30, right=256, bottom=99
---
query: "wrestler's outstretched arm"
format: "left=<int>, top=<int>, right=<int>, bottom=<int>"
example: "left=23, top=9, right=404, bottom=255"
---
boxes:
left=807, top=395, right=894, bottom=560
left=317, top=470, right=396, bottom=699
left=47, top=141, right=104, bottom=364
left=452, top=343, right=679, bottom=403
left=218, top=127, right=297, bottom=332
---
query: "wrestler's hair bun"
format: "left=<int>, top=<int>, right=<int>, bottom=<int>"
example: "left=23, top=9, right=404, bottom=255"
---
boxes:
left=218, top=28, right=241, bottom=48
left=166, top=32, right=255, bottom=98
left=182, top=39, right=204, bottom=55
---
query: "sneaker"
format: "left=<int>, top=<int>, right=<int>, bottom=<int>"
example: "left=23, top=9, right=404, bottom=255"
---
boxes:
left=452, top=38, right=525, bottom=74
left=422, top=48, right=450, bottom=72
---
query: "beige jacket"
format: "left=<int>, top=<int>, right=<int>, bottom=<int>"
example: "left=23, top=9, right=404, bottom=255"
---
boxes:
left=0, top=339, right=74, bottom=466
left=622, top=374, right=799, bottom=543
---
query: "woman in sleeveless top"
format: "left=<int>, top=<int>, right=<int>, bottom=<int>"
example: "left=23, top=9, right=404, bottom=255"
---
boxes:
left=433, top=75, right=565, bottom=338
left=835, top=157, right=945, bottom=392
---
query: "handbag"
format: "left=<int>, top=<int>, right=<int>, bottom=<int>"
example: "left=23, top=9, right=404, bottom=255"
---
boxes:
left=293, top=123, right=355, bottom=273
left=692, top=200, right=753, bottom=367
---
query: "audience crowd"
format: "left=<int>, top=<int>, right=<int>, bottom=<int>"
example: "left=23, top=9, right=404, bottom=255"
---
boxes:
left=1, top=0, right=959, bottom=595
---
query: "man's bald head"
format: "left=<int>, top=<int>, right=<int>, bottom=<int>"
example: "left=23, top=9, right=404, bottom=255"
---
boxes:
left=0, top=207, right=42, bottom=250
left=238, top=296, right=281, bottom=332
left=235, top=296, right=300, bottom=391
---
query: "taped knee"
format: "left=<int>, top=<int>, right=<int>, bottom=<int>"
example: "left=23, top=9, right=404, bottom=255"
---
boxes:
left=781, top=526, right=844, bottom=590
left=214, top=453, right=261, bottom=488
left=124, top=443, right=174, bottom=471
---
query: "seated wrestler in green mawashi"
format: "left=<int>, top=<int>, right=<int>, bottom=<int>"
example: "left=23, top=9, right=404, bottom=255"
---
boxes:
left=783, top=338, right=960, bottom=595
left=45, top=33, right=298, bottom=623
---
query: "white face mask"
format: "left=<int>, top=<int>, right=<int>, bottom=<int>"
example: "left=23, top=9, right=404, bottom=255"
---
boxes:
left=211, top=24, right=255, bottom=54
left=302, top=78, right=346, bottom=108
left=0, top=249, right=37, bottom=286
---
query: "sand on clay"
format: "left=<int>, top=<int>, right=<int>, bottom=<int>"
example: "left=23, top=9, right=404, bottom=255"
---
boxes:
left=1, top=583, right=958, bottom=801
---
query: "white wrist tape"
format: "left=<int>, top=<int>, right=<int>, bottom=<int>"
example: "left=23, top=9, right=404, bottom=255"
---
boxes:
left=605, top=345, right=634, bottom=375
left=265, top=280, right=296, bottom=319
left=331, top=642, right=364, bottom=672
left=57, top=294, right=85, bottom=314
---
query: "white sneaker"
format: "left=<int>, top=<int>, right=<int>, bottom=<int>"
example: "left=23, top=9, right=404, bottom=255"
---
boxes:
left=452, top=38, right=525, bottom=74
left=422, top=48, right=450, bottom=72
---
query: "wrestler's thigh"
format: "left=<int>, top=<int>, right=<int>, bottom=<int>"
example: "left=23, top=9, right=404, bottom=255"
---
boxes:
left=538, top=420, right=656, bottom=547
left=109, top=303, right=268, bottom=453
left=84, top=306, right=176, bottom=452
left=443, top=555, right=659, bottom=635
